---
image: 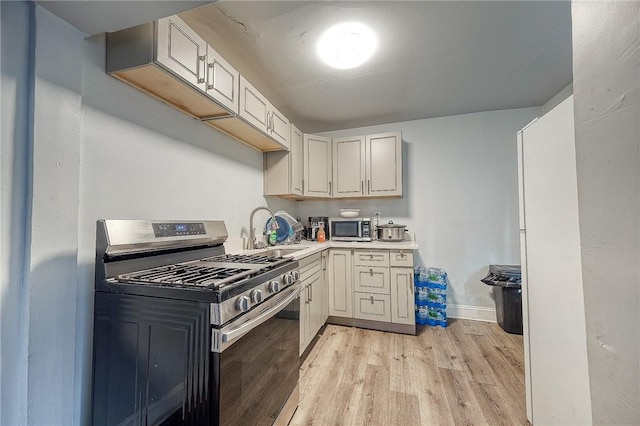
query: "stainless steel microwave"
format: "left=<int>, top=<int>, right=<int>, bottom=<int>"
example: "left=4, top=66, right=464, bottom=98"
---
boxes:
left=329, top=217, right=373, bottom=242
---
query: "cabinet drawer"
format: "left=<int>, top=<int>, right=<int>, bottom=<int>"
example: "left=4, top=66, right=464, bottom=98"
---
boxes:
left=354, top=266, right=390, bottom=294
left=354, top=292, right=391, bottom=322
left=299, top=253, right=321, bottom=281
left=354, top=250, right=389, bottom=267
left=390, top=250, right=413, bottom=267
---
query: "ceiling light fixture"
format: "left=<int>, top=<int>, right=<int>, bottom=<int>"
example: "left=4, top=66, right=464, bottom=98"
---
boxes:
left=316, top=22, right=377, bottom=69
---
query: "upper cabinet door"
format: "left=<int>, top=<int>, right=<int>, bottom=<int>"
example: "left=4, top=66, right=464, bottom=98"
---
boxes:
left=365, top=131, right=403, bottom=197
left=156, top=16, right=206, bottom=91
left=205, top=45, right=239, bottom=114
left=304, top=134, right=332, bottom=197
left=291, top=124, right=304, bottom=196
left=269, top=104, right=290, bottom=149
left=239, top=76, right=268, bottom=132
left=333, top=135, right=366, bottom=198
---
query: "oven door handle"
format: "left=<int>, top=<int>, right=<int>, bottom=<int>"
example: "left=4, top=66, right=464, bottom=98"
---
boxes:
left=221, top=284, right=302, bottom=344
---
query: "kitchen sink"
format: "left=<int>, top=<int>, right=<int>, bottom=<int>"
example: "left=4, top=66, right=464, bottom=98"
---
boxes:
left=257, top=247, right=306, bottom=257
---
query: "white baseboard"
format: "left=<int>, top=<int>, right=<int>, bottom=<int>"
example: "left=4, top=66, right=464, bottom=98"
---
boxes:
left=447, top=304, right=496, bottom=322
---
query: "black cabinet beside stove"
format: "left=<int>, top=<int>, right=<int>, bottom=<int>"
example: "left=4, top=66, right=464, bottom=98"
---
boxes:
left=92, top=293, right=210, bottom=426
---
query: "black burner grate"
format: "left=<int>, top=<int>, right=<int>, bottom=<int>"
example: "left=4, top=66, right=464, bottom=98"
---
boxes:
left=200, top=254, right=283, bottom=264
left=116, top=253, right=292, bottom=289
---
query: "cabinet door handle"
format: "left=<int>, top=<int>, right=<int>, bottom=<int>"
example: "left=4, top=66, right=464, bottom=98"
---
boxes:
left=207, top=61, right=214, bottom=90
left=309, top=283, right=313, bottom=302
left=367, top=179, right=371, bottom=194
left=328, top=181, right=332, bottom=195
left=307, top=283, right=311, bottom=303
left=197, top=54, right=206, bottom=84
left=361, top=180, right=364, bottom=195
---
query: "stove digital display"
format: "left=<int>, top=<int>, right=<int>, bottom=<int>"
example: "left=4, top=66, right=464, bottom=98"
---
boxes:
left=152, top=222, right=206, bottom=238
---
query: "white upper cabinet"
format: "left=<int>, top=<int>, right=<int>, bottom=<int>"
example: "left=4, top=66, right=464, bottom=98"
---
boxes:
left=267, top=130, right=403, bottom=199
left=263, top=124, right=303, bottom=197
left=157, top=16, right=207, bottom=91
left=205, top=45, right=239, bottom=115
left=303, top=134, right=332, bottom=197
left=333, top=135, right=366, bottom=198
left=268, top=103, right=290, bottom=149
left=239, top=76, right=269, bottom=133
left=291, top=125, right=303, bottom=196
left=238, top=76, right=290, bottom=148
left=366, top=131, right=403, bottom=197
left=107, top=15, right=291, bottom=152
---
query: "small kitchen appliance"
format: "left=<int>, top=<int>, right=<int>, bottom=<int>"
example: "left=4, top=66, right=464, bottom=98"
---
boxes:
left=92, top=220, right=301, bottom=426
left=307, top=216, right=329, bottom=240
left=376, top=220, right=408, bottom=241
left=329, top=217, right=373, bottom=242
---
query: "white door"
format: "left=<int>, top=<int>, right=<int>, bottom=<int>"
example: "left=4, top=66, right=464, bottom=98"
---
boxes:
left=269, top=105, right=290, bottom=149
left=519, top=230, right=532, bottom=422
left=205, top=45, right=239, bottom=114
left=239, top=76, right=268, bottom=132
left=333, top=135, right=366, bottom=197
left=517, top=125, right=534, bottom=423
left=156, top=16, right=206, bottom=91
left=365, top=131, right=402, bottom=196
left=321, top=250, right=329, bottom=324
left=390, top=267, right=414, bottom=325
left=303, top=134, right=332, bottom=197
left=521, top=96, right=592, bottom=425
left=291, top=124, right=303, bottom=196
left=328, top=249, right=353, bottom=317
left=308, top=272, right=323, bottom=337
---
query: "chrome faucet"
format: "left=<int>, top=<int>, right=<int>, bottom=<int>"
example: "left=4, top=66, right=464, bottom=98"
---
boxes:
left=248, top=206, right=279, bottom=250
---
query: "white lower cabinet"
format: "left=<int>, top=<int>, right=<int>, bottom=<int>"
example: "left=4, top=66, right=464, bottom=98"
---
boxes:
left=390, top=267, right=415, bottom=325
left=354, top=266, right=390, bottom=294
left=328, top=249, right=353, bottom=318
left=321, top=250, right=329, bottom=324
left=354, top=292, right=392, bottom=322
left=328, top=248, right=415, bottom=332
left=299, top=253, right=323, bottom=356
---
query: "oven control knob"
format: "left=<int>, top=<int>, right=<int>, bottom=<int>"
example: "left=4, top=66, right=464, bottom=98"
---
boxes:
left=251, top=289, right=263, bottom=304
left=269, top=280, right=281, bottom=293
left=235, top=296, right=250, bottom=312
left=291, top=270, right=300, bottom=281
left=283, top=273, right=293, bottom=286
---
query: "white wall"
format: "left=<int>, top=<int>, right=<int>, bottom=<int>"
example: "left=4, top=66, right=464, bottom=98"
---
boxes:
left=297, top=108, right=538, bottom=315
left=1, top=2, right=31, bottom=425
left=75, top=32, right=293, bottom=422
left=2, top=4, right=295, bottom=425
left=572, top=2, right=640, bottom=424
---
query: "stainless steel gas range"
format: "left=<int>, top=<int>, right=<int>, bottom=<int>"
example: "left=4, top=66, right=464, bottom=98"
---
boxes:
left=92, top=220, right=302, bottom=426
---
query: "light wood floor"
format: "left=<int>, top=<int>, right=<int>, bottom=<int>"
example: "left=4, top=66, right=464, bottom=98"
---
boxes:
left=290, top=319, right=528, bottom=426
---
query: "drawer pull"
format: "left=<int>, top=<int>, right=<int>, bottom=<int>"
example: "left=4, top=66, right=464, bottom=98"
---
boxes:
left=370, top=296, right=374, bottom=304
left=369, top=268, right=373, bottom=276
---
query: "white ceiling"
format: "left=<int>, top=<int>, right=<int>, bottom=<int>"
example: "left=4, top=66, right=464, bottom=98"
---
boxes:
left=36, top=1, right=211, bottom=35
left=208, top=1, right=573, bottom=132
left=36, top=1, right=572, bottom=134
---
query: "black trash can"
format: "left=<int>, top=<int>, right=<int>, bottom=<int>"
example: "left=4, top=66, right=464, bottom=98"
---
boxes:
left=481, top=265, right=522, bottom=335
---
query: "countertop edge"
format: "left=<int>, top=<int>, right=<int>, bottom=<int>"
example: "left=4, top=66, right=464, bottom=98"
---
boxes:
left=238, top=240, right=419, bottom=261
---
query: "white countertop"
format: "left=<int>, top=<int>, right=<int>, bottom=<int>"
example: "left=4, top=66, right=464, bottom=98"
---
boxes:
left=239, top=238, right=419, bottom=261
